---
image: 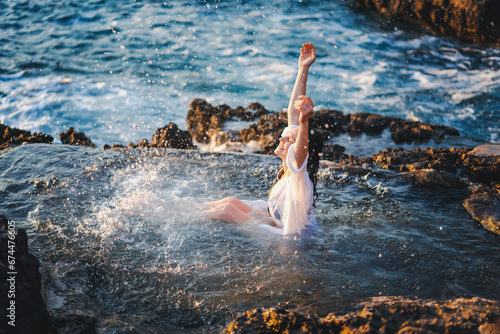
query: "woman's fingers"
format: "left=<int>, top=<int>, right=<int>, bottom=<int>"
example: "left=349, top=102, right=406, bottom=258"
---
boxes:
left=294, top=101, right=313, bottom=114
left=298, top=95, right=314, bottom=108
left=301, top=43, right=315, bottom=53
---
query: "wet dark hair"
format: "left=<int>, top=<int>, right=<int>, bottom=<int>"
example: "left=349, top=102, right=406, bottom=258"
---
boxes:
left=306, top=127, right=323, bottom=203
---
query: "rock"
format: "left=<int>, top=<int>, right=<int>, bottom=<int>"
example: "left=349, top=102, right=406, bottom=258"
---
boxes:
left=407, top=168, right=467, bottom=188
left=226, top=296, right=500, bottom=333
left=187, top=99, right=220, bottom=143
left=59, top=127, right=96, bottom=148
left=462, top=145, right=500, bottom=185
left=463, top=185, right=500, bottom=235
left=322, top=143, right=348, bottom=161
left=468, top=144, right=500, bottom=157
left=310, top=109, right=349, bottom=135
left=51, top=312, right=97, bottom=334
left=184, top=99, right=460, bottom=153
left=348, top=112, right=393, bottom=135
left=353, top=0, right=500, bottom=46
left=186, top=99, right=267, bottom=145
left=151, top=122, right=195, bottom=149
left=356, top=147, right=470, bottom=174
left=0, top=124, right=53, bottom=150
left=0, top=215, right=55, bottom=334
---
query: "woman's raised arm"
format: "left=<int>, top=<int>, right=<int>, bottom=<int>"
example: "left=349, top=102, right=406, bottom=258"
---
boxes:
left=293, top=95, right=314, bottom=168
left=287, top=43, right=316, bottom=126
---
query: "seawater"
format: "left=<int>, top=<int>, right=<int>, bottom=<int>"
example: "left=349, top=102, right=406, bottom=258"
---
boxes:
left=1, top=0, right=499, bottom=145
left=2, top=144, right=500, bottom=332
left=1, top=0, right=500, bottom=332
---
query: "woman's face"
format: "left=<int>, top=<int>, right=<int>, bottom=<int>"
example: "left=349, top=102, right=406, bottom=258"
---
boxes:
left=274, top=135, right=295, bottom=160
left=275, top=127, right=299, bottom=160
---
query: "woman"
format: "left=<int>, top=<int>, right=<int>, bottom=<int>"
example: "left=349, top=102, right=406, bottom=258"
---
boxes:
left=204, top=43, right=322, bottom=235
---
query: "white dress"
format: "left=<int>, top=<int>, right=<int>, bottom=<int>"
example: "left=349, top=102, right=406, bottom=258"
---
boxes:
left=268, top=143, right=314, bottom=234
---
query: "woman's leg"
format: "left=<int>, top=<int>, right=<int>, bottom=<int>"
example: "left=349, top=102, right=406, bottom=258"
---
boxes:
left=204, top=197, right=252, bottom=213
left=203, top=203, right=250, bottom=223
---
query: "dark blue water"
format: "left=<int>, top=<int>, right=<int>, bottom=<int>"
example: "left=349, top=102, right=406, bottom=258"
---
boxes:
left=1, top=0, right=499, bottom=146
left=1, top=1, right=500, bottom=332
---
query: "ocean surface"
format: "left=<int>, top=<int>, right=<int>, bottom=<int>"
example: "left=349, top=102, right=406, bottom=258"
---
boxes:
left=1, top=0, right=500, bottom=332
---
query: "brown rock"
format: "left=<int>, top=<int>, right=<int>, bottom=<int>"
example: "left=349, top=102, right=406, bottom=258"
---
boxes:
left=407, top=168, right=467, bottom=188
left=463, top=185, right=500, bottom=235
left=462, top=145, right=500, bottom=185
left=226, top=297, right=500, bottom=333
left=151, top=122, right=195, bottom=150
left=353, top=0, right=500, bottom=46
left=349, top=112, right=393, bottom=135
left=0, top=124, right=53, bottom=150
left=185, top=99, right=460, bottom=152
left=59, top=127, right=96, bottom=148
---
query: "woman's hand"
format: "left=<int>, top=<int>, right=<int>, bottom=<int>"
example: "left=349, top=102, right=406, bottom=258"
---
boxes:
left=294, top=95, right=314, bottom=124
left=298, top=43, right=316, bottom=69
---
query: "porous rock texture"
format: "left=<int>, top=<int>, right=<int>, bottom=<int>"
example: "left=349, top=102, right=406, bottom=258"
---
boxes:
left=186, top=99, right=459, bottom=154
left=226, top=296, right=500, bottom=333
left=353, top=0, right=500, bottom=46
left=0, top=124, right=53, bottom=150
left=104, top=122, right=195, bottom=150
left=59, top=127, right=97, bottom=148
left=463, top=185, right=500, bottom=236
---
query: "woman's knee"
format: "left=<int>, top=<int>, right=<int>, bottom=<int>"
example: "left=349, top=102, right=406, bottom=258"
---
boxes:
left=218, top=203, right=250, bottom=223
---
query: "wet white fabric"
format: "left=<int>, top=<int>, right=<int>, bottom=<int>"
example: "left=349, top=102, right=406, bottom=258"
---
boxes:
left=280, top=125, right=299, bottom=138
left=268, top=143, right=314, bottom=234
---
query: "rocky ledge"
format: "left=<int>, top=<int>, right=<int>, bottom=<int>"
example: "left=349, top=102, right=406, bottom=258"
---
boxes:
left=185, top=99, right=499, bottom=236
left=103, top=122, right=195, bottom=150
left=0, top=215, right=55, bottom=334
left=187, top=99, right=459, bottom=154
left=352, top=0, right=500, bottom=46
left=1, top=99, right=499, bottom=236
left=0, top=124, right=53, bottom=149
left=226, top=296, right=500, bottom=333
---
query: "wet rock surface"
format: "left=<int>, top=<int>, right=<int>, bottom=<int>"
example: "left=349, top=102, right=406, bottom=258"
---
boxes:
left=463, top=185, right=500, bottom=236
left=104, top=122, right=195, bottom=150
left=352, top=0, right=500, bottom=46
left=0, top=215, right=55, bottom=334
left=59, top=127, right=97, bottom=148
left=186, top=99, right=459, bottom=154
left=0, top=124, right=53, bottom=150
left=333, top=145, right=500, bottom=235
left=226, top=296, right=500, bottom=333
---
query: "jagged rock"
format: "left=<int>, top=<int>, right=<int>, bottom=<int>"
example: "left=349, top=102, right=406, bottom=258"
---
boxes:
left=332, top=145, right=500, bottom=235
left=59, top=127, right=96, bottom=148
left=151, top=122, right=195, bottom=149
left=463, top=185, right=500, bottom=235
left=0, top=124, right=53, bottom=150
left=461, top=144, right=500, bottom=185
left=185, top=99, right=460, bottom=152
left=0, top=215, right=55, bottom=334
left=186, top=99, right=268, bottom=145
left=322, top=143, right=348, bottom=161
left=407, top=168, right=467, bottom=188
left=350, top=147, right=470, bottom=174
left=226, top=296, right=500, bottom=333
left=348, top=112, right=392, bottom=135
left=187, top=99, right=221, bottom=143
left=353, top=0, right=500, bottom=46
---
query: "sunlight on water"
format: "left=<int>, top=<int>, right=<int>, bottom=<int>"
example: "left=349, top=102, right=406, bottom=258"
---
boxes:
left=0, top=144, right=498, bottom=330
left=1, top=0, right=499, bottom=146
left=1, top=0, right=500, bottom=331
